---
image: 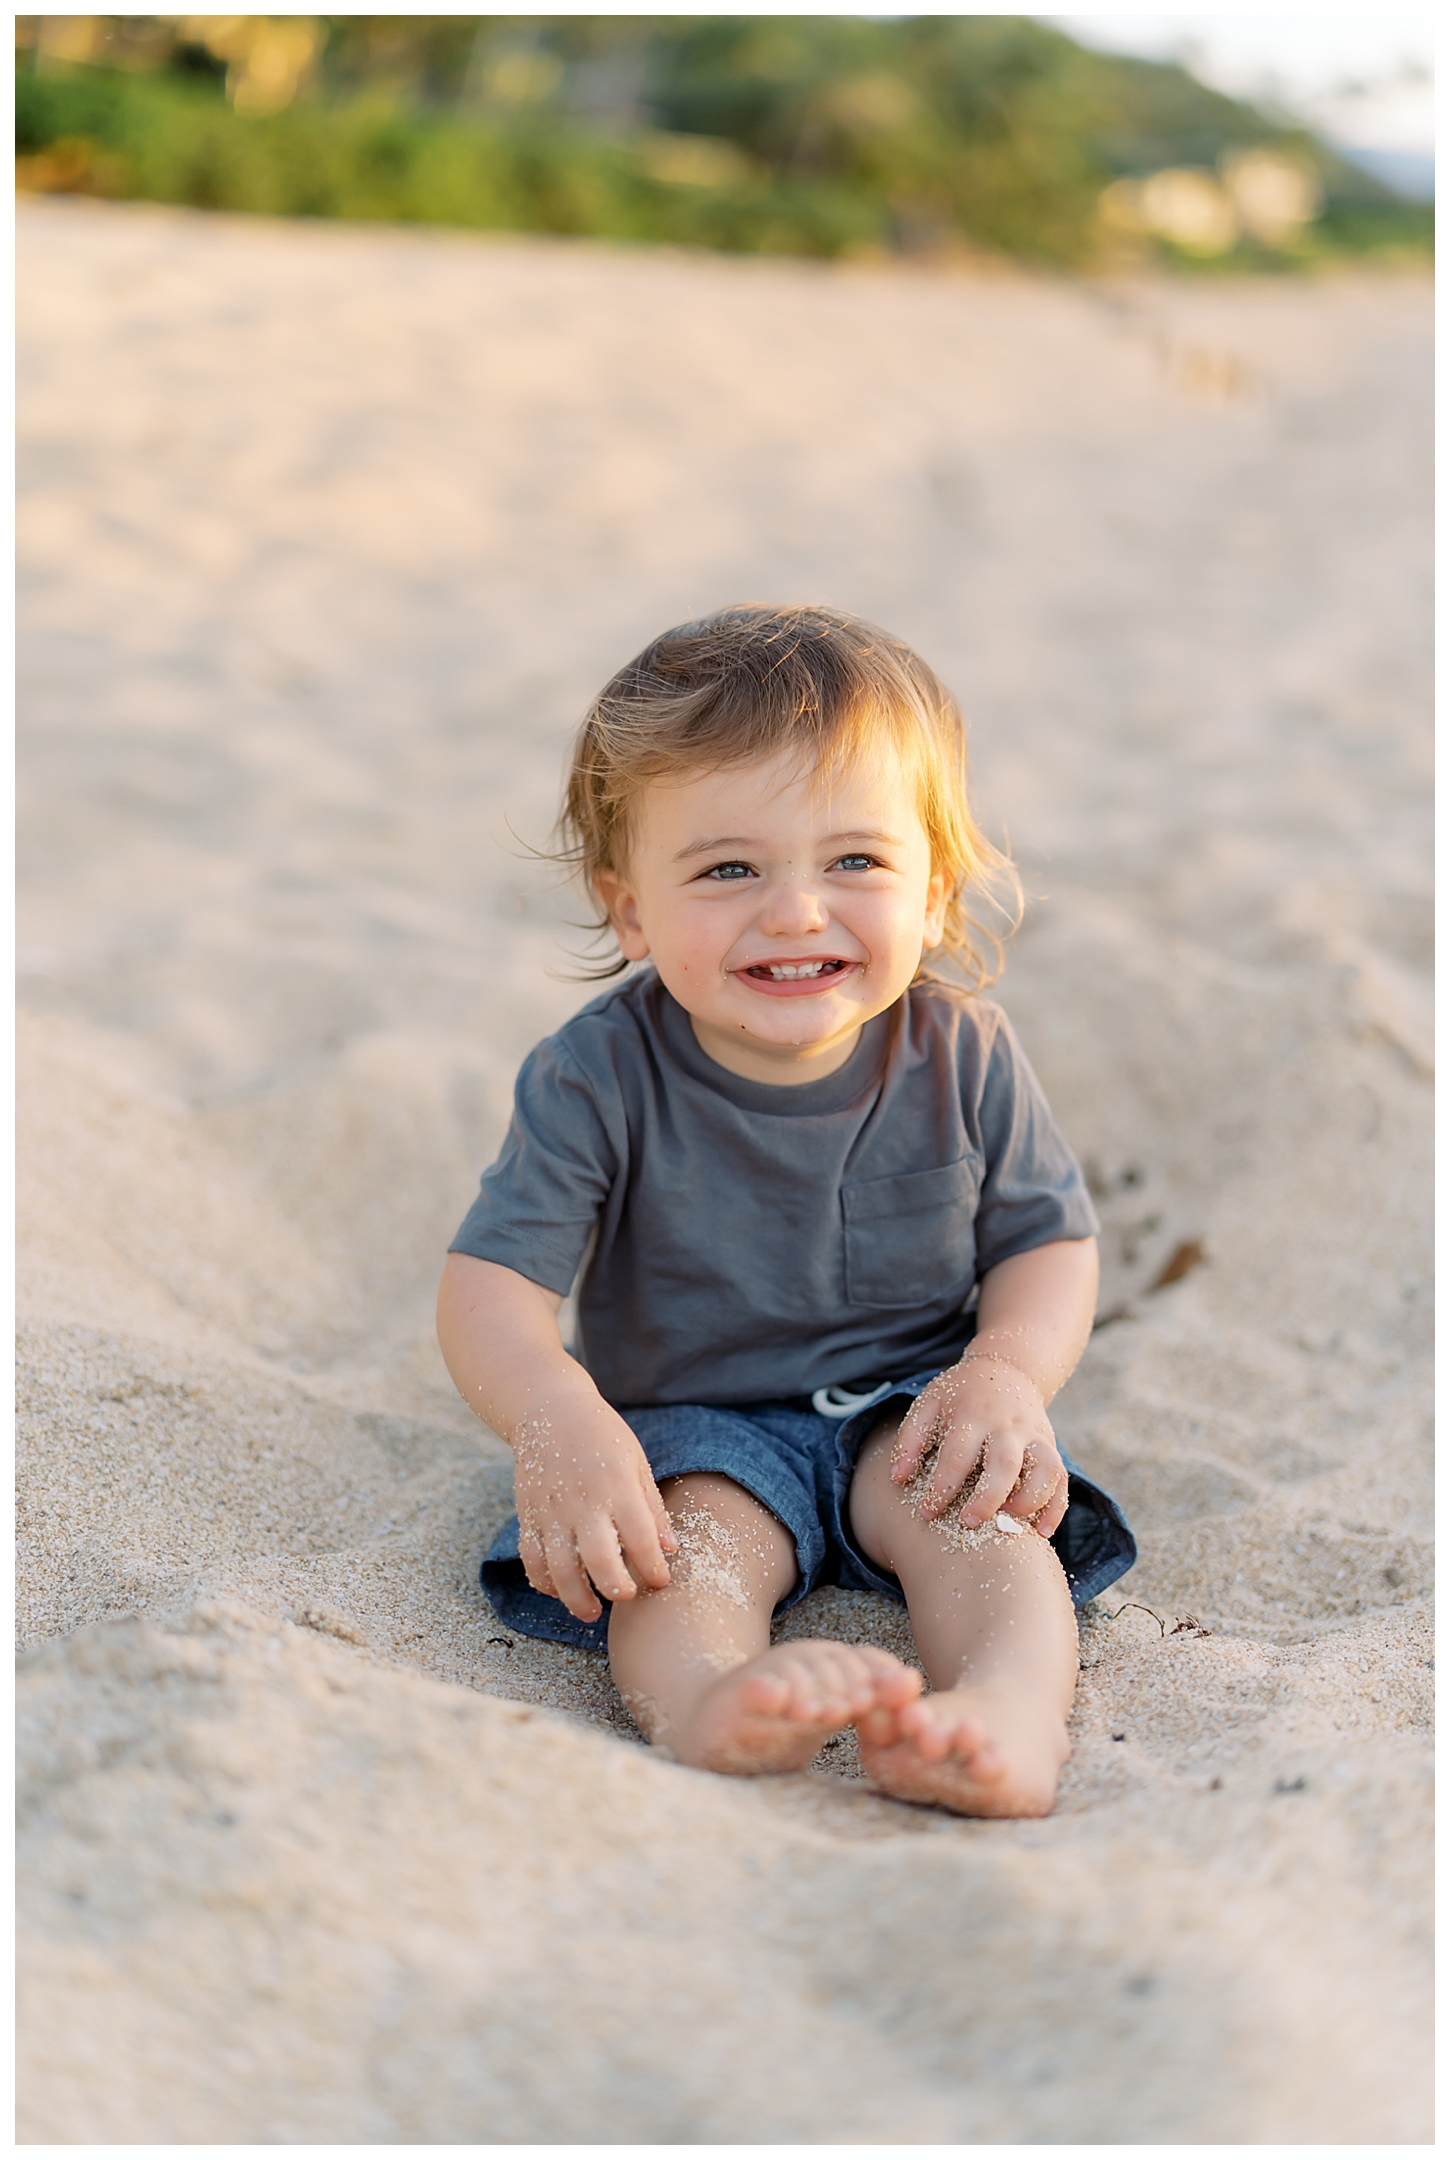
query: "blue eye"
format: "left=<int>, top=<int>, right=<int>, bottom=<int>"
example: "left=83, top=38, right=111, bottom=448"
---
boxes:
left=705, top=861, right=754, bottom=881
left=833, top=854, right=875, bottom=872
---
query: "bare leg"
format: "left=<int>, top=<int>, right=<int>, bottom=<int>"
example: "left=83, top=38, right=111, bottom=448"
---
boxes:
left=848, top=1419, right=1078, bottom=1816
left=609, top=1471, right=922, bottom=1774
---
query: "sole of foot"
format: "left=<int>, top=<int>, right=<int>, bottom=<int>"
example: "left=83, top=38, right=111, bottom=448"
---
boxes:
left=858, top=1686, right=1068, bottom=1817
left=679, top=1639, right=922, bottom=1776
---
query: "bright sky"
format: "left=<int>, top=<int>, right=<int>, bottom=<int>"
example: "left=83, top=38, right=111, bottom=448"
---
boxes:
left=1050, top=12, right=1436, bottom=152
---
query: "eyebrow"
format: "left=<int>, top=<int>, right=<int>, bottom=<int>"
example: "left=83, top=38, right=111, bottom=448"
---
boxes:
left=672, top=828, right=904, bottom=863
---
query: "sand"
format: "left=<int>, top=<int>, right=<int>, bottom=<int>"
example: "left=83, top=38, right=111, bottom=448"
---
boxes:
left=16, top=197, right=1431, bottom=2142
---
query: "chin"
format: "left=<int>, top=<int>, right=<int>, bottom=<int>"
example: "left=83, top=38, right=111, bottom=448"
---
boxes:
left=752, top=1013, right=854, bottom=1049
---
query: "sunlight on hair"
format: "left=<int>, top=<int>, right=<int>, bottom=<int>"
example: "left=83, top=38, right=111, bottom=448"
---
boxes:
left=554, top=603, right=1022, bottom=988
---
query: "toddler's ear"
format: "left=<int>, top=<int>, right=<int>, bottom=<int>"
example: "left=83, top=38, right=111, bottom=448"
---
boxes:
left=594, top=869, right=651, bottom=961
left=923, top=867, right=949, bottom=949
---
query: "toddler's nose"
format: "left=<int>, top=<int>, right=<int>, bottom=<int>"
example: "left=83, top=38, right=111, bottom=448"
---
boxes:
left=758, top=878, right=829, bottom=935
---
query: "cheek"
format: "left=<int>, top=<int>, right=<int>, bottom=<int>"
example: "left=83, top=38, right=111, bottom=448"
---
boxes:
left=854, top=890, right=923, bottom=947
left=661, top=905, right=736, bottom=975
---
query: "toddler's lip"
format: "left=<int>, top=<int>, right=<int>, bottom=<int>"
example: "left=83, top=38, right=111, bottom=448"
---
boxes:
left=732, top=956, right=858, bottom=996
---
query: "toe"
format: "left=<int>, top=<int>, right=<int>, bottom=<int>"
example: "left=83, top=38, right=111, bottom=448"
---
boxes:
left=900, top=1705, right=953, bottom=1762
left=931, top=1710, right=997, bottom=1773
left=862, top=1647, right=914, bottom=1682
left=953, top=1729, right=1002, bottom=1776
left=743, top=1671, right=792, bottom=1715
left=858, top=1705, right=901, bottom=1746
left=790, top=1678, right=834, bottom=1724
left=876, top=1664, right=924, bottom=1707
left=823, top=1650, right=869, bottom=1702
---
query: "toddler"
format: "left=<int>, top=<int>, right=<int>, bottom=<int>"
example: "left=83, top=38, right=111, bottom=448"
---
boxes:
left=437, top=605, right=1134, bottom=1816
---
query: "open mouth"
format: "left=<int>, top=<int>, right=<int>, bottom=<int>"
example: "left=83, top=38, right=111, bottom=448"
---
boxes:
left=741, top=958, right=850, bottom=983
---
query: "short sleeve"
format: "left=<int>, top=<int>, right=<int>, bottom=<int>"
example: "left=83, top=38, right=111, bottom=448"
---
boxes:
left=970, top=1013, right=1099, bottom=1276
left=448, top=1037, right=621, bottom=1296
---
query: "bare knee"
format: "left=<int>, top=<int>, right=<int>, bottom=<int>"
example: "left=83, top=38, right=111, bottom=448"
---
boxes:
left=657, top=1473, right=798, bottom=1605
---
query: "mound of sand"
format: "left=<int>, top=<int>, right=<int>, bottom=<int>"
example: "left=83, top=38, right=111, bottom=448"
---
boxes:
left=17, top=198, right=1431, bottom=2141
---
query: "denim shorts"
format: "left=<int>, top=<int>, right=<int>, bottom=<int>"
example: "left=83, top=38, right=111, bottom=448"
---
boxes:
left=480, top=1365, right=1137, bottom=1653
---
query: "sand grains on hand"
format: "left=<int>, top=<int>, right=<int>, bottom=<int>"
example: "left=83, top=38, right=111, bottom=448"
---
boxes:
left=899, top=1448, right=1035, bottom=1553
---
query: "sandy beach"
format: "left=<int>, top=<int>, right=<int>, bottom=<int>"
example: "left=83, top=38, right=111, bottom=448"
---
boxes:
left=16, top=196, right=1431, bottom=2142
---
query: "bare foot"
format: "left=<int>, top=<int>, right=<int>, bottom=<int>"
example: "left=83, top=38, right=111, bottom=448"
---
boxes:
left=857, top=1679, right=1069, bottom=1817
left=672, top=1640, right=922, bottom=1776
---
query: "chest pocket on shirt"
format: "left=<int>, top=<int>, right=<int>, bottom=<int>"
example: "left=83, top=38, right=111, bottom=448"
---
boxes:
left=841, top=1157, right=981, bottom=1309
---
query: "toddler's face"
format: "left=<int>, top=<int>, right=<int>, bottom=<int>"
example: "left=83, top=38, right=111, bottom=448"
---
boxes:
left=595, top=749, right=946, bottom=1084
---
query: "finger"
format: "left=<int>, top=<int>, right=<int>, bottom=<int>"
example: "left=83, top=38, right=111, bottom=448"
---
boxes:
left=889, top=1396, right=943, bottom=1483
left=1032, top=1471, right=1071, bottom=1540
left=616, top=1489, right=675, bottom=1588
left=915, top=1427, right=987, bottom=1518
left=1005, top=1441, right=1063, bottom=1519
left=957, top=1434, right=1023, bottom=1525
left=574, top=1516, right=638, bottom=1606
left=518, top=1527, right=556, bottom=1600
left=890, top=1399, right=959, bottom=1486
left=641, top=1475, right=680, bottom=1554
left=543, top=1531, right=603, bottom=1623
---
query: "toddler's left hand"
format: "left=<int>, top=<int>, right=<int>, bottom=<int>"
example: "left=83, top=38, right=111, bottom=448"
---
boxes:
left=888, top=1352, right=1069, bottom=1538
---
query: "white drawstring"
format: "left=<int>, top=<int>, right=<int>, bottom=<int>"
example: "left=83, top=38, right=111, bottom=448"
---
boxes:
left=810, top=1379, right=898, bottom=1420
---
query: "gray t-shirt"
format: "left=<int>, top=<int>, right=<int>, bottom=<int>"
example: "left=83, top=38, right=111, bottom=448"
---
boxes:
left=450, top=970, right=1098, bottom=1408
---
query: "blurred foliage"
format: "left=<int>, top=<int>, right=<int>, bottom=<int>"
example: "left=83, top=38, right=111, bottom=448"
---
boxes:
left=14, top=15, right=1433, bottom=268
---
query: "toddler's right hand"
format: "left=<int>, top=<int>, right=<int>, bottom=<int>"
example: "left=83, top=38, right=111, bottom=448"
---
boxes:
left=510, top=1392, right=678, bottom=1624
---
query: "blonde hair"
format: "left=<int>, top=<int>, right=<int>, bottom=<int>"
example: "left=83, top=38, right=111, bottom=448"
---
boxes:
left=557, top=603, right=1021, bottom=987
